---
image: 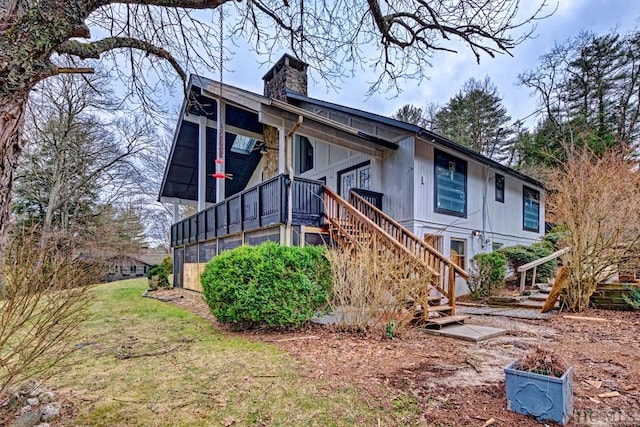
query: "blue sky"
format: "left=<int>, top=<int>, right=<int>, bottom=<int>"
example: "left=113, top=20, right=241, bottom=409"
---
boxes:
left=204, top=1, right=640, bottom=130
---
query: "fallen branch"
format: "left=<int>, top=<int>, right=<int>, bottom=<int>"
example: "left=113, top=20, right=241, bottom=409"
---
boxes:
left=563, top=315, right=610, bottom=323
left=482, top=418, right=497, bottom=427
left=270, top=335, right=319, bottom=343
left=115, top=346, right=182, bottom=360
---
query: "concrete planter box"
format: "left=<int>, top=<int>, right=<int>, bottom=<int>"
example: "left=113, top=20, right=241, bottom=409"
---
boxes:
left=504, top=362, right=573, bottom=425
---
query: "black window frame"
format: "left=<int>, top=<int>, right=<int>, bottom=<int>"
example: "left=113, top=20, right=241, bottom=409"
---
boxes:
left=337, top=160, right=371, bottom=195
left=495, top=173, right=505, bottom=203
left=295, top=135, right=314, bottom=174
left=523, top=186, right=540, bottom=232
left=434, top=149, right=467, bottom=217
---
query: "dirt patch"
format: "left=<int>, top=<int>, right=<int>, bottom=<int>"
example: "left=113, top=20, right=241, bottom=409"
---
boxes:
left=154, top=288, right=640, bottom=426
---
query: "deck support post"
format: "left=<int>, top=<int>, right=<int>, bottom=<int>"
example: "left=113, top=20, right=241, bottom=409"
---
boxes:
left=198, top=115, right=208, bottom=211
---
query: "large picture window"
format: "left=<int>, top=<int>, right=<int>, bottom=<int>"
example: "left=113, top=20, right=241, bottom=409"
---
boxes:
left=523, top=186, right=540, bottom=232
left=434, top=150, right=467, bottom=216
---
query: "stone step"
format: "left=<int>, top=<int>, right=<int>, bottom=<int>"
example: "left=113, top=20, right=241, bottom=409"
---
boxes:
left=528, top=293, right=551, bottom=302
left=514, top=299, right=560, bottom=309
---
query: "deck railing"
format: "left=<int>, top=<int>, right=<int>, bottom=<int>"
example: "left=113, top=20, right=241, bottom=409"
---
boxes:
left=170, top=175, right=324, bottom=247
left=517, top=247, right=570, bottom=293
left=323, top=186, right=468, bottom=310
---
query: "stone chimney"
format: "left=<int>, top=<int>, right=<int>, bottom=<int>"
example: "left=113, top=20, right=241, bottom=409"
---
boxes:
left=262, top=53, right=308, bottom=101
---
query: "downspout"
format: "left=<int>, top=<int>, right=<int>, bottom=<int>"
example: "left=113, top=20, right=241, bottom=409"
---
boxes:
left=482, top=165, right=489, bottom=250
left=285, top=115, right=304, bottom=245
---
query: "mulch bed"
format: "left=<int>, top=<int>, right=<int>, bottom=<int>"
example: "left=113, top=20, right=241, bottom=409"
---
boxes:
left=153, top=288, right=640, bottom=426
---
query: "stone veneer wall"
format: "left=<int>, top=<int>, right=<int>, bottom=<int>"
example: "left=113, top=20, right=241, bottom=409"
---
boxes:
left=262, top=125, right=280, bottom=180
left=263, top=57, right=308, bottom=101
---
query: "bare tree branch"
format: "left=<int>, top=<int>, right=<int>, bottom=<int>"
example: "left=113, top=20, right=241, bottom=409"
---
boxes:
left=57, top=37, right=186, bottom=80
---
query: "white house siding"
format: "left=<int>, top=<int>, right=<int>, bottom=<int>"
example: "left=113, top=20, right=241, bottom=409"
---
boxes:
left=380, top=136, right=415, bottom=225
left=296, top=134, right=372, bottom=193
left=413, top=139, right=545, bottom=273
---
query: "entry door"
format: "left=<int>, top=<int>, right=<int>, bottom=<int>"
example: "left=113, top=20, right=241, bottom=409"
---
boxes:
left=339, top=164, right=371, bottom=199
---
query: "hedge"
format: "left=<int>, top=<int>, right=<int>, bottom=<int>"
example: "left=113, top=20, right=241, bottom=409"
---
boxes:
left=201, top=242, right=331, bottom=329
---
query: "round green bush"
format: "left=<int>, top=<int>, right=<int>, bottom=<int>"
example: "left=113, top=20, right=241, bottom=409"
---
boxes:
left=497, top=242, right=556, bottom=282
left=147, top=264, right=169, bottom=288
left=201, top=242, right=331, bottom=329
left=468, top=252, right=507, bottom=298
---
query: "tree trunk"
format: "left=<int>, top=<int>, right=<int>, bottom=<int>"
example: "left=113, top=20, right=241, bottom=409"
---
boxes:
left=0, top=93, right=28, bottom=255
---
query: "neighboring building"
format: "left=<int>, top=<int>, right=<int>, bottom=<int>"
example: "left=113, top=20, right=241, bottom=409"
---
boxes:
left=105, top=254, right=168, bottom=282
left=160, top=54, right=544, bottom=304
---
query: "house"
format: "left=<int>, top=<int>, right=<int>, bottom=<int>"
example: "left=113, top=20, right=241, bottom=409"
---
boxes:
left=105, top=253, right=168, bottom=282
left=160, top=54, right=545, bottom=310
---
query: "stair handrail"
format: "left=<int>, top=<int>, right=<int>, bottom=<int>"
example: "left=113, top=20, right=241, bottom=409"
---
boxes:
left=348, top=189, right=469, bottom=279
left=322, top=186, right=442, bottom=282
left=517, top=247, right=570, bottom=293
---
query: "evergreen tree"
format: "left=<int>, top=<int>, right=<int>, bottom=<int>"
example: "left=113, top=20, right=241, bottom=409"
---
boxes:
left=519, top=29, right=640, bottom=164
left=433, top=77, right=512, bottom=159
left=392, top=104, right=425, bottom=126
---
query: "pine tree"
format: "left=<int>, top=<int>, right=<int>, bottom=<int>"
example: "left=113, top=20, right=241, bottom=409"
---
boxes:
left=433, top=77, right=512, bottom=159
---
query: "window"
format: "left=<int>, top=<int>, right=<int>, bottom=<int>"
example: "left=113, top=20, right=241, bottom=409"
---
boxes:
left=523, top=186, right=540, bottom=232
left=495, top=174, right=505, bottom=203
left=131, top=265, right=137, bottom=275
left=450, top=239, right=466, bottom=269
left=434, top=150, right=467, bottom=216
left=338, top=162, right=371, bottom=199
left=492, top=242, right=503, bottom=252
left=295, top=135, right=314, bottom=173
left=230, top=134, right=258, bottom=154
left=424, top=234, right=443, bottom=253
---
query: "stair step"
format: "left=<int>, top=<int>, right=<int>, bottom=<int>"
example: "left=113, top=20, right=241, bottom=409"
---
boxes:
left=426, top=304, right=453, bottom=313
left=528, top=293, right=550, bottom=302
left=424, top=315, right=470, bottom=329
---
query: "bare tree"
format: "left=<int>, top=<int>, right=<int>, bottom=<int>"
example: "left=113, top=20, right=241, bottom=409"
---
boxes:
left=547, top=147, right=640, bottom=312
left=0, top=226, right=94, bottom=397
left=0, top=0, right=553, bottom=253
left=13, top=72, right=145, bottom=244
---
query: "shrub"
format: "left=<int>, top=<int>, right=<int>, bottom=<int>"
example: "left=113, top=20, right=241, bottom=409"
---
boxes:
left=201, top=242, right=331, bottom=329
left=468, top=252, right=507, bottom=298
left=326, top=244, right=432, bottom=335
left=542, top=229, right=567, bottom=249
left=147, top=264, right=169, bottom=289
left=160, top=256, right=173, bottom=275
left=1, top=226, right=93, bottom=397
left=622, top=285, right=640, bottom=310
left=498, top=242, right=556, bottom=283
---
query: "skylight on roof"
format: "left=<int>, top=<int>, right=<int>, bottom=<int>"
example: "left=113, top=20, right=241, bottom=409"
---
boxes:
left=231, top=135, right=258, bottom=154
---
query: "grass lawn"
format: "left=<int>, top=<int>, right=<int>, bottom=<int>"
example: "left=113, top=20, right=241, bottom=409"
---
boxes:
left=52, top=279, right=415, bottom=426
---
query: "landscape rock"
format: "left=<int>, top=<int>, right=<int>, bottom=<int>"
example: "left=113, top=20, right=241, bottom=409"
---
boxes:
left=34, top=424, right=50, bottom=427
left=19, top=405, right=33, bottom=415
left=10, top=409, right=43, bottom=427
left=28, top=388, right=45, bottom=398
left=26, top=398, right=39, bottom=406
left=17, top=381, right=37, bottom=396
left=40, top=402, right=61, bottom=422
left=37, top=392, right=54, bottom=403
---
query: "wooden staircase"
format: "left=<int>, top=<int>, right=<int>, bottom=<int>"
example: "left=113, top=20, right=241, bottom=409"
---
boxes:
left=322, top=186, right=469, bottom=325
